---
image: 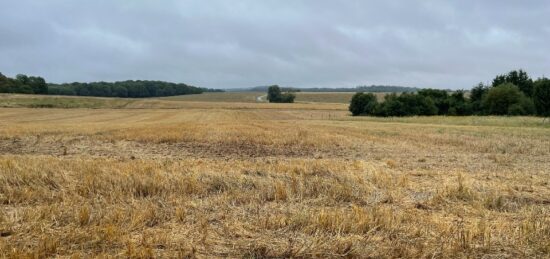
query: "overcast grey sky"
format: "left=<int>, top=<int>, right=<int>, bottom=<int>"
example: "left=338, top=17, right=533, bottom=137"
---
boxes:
left=1, top=0, right=549, bottom=89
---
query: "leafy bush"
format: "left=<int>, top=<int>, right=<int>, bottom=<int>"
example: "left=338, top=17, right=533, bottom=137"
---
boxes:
left=372, top=93, right=437, bottom=117
left=279, top=93, right=296, bottom=103
left=482, top=83, right=533, bottom=115
left=376, top=94, right=405, bottom=116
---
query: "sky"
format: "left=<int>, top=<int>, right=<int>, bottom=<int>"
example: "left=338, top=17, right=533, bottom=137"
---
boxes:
left=1, top=0, right=549, bottom=89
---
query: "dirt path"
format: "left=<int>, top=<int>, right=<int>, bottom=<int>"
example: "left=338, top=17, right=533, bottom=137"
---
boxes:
left=256, top=94, right=267, bottom=102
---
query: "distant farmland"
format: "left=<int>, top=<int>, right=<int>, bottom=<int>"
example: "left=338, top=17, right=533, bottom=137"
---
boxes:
left=161, top=91, right=361, bottom=104
left=294, top=92, right=387, bottom=103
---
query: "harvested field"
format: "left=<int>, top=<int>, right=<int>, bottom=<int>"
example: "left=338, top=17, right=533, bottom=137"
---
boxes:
left=0, top=96, right=549, bottom=258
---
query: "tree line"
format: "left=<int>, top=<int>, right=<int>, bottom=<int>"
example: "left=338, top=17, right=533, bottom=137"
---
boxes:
left=1, top=72, right=220, bottom=98
left=0, top=73, right=48, bottom=94
left=48, top=81, right=205, bottom=98
left=350, top=70, right=550, bottom=117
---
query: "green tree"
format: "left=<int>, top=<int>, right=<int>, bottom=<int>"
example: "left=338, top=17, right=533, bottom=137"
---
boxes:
left=448, top=91, right=472, bottom=115
left=0, top=73, right=13, bottom=93
left=533, top=78, right=550, bottom=117
left=267, top=85, right=295, bottom=103
left=418, top=89, right=449, bottom=114
left=469, top=83, right=488, bottom=114
left=28, top=76, right=47, bottom=94
left=492, top=69, right=534, bottom=97
left=482, top=83, right=534, bottom=115
left=15, top=74, right=29, bottom=85
left=349, top=93, right=378, bottom=116
left=267, top=85, right=282, bottom=102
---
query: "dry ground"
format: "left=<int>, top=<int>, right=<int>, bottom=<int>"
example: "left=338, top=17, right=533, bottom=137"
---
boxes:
left=0, top=94, right=549, bottom=258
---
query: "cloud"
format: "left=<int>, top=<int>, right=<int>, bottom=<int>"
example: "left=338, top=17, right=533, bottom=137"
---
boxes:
left=0, top=0, right=549, bottom=89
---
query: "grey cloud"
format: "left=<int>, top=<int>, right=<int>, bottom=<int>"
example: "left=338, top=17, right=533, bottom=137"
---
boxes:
left=0, top=0, right=549, bottom=89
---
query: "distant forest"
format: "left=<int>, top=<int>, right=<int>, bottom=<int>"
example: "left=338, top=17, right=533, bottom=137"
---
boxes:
left=48, top=81, right=216, bottom=98
left=0, top=72, right=222, bottom=98
left=303, top=85, right=421, bottom=92
left=235, top=85, right=421, bottom=93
